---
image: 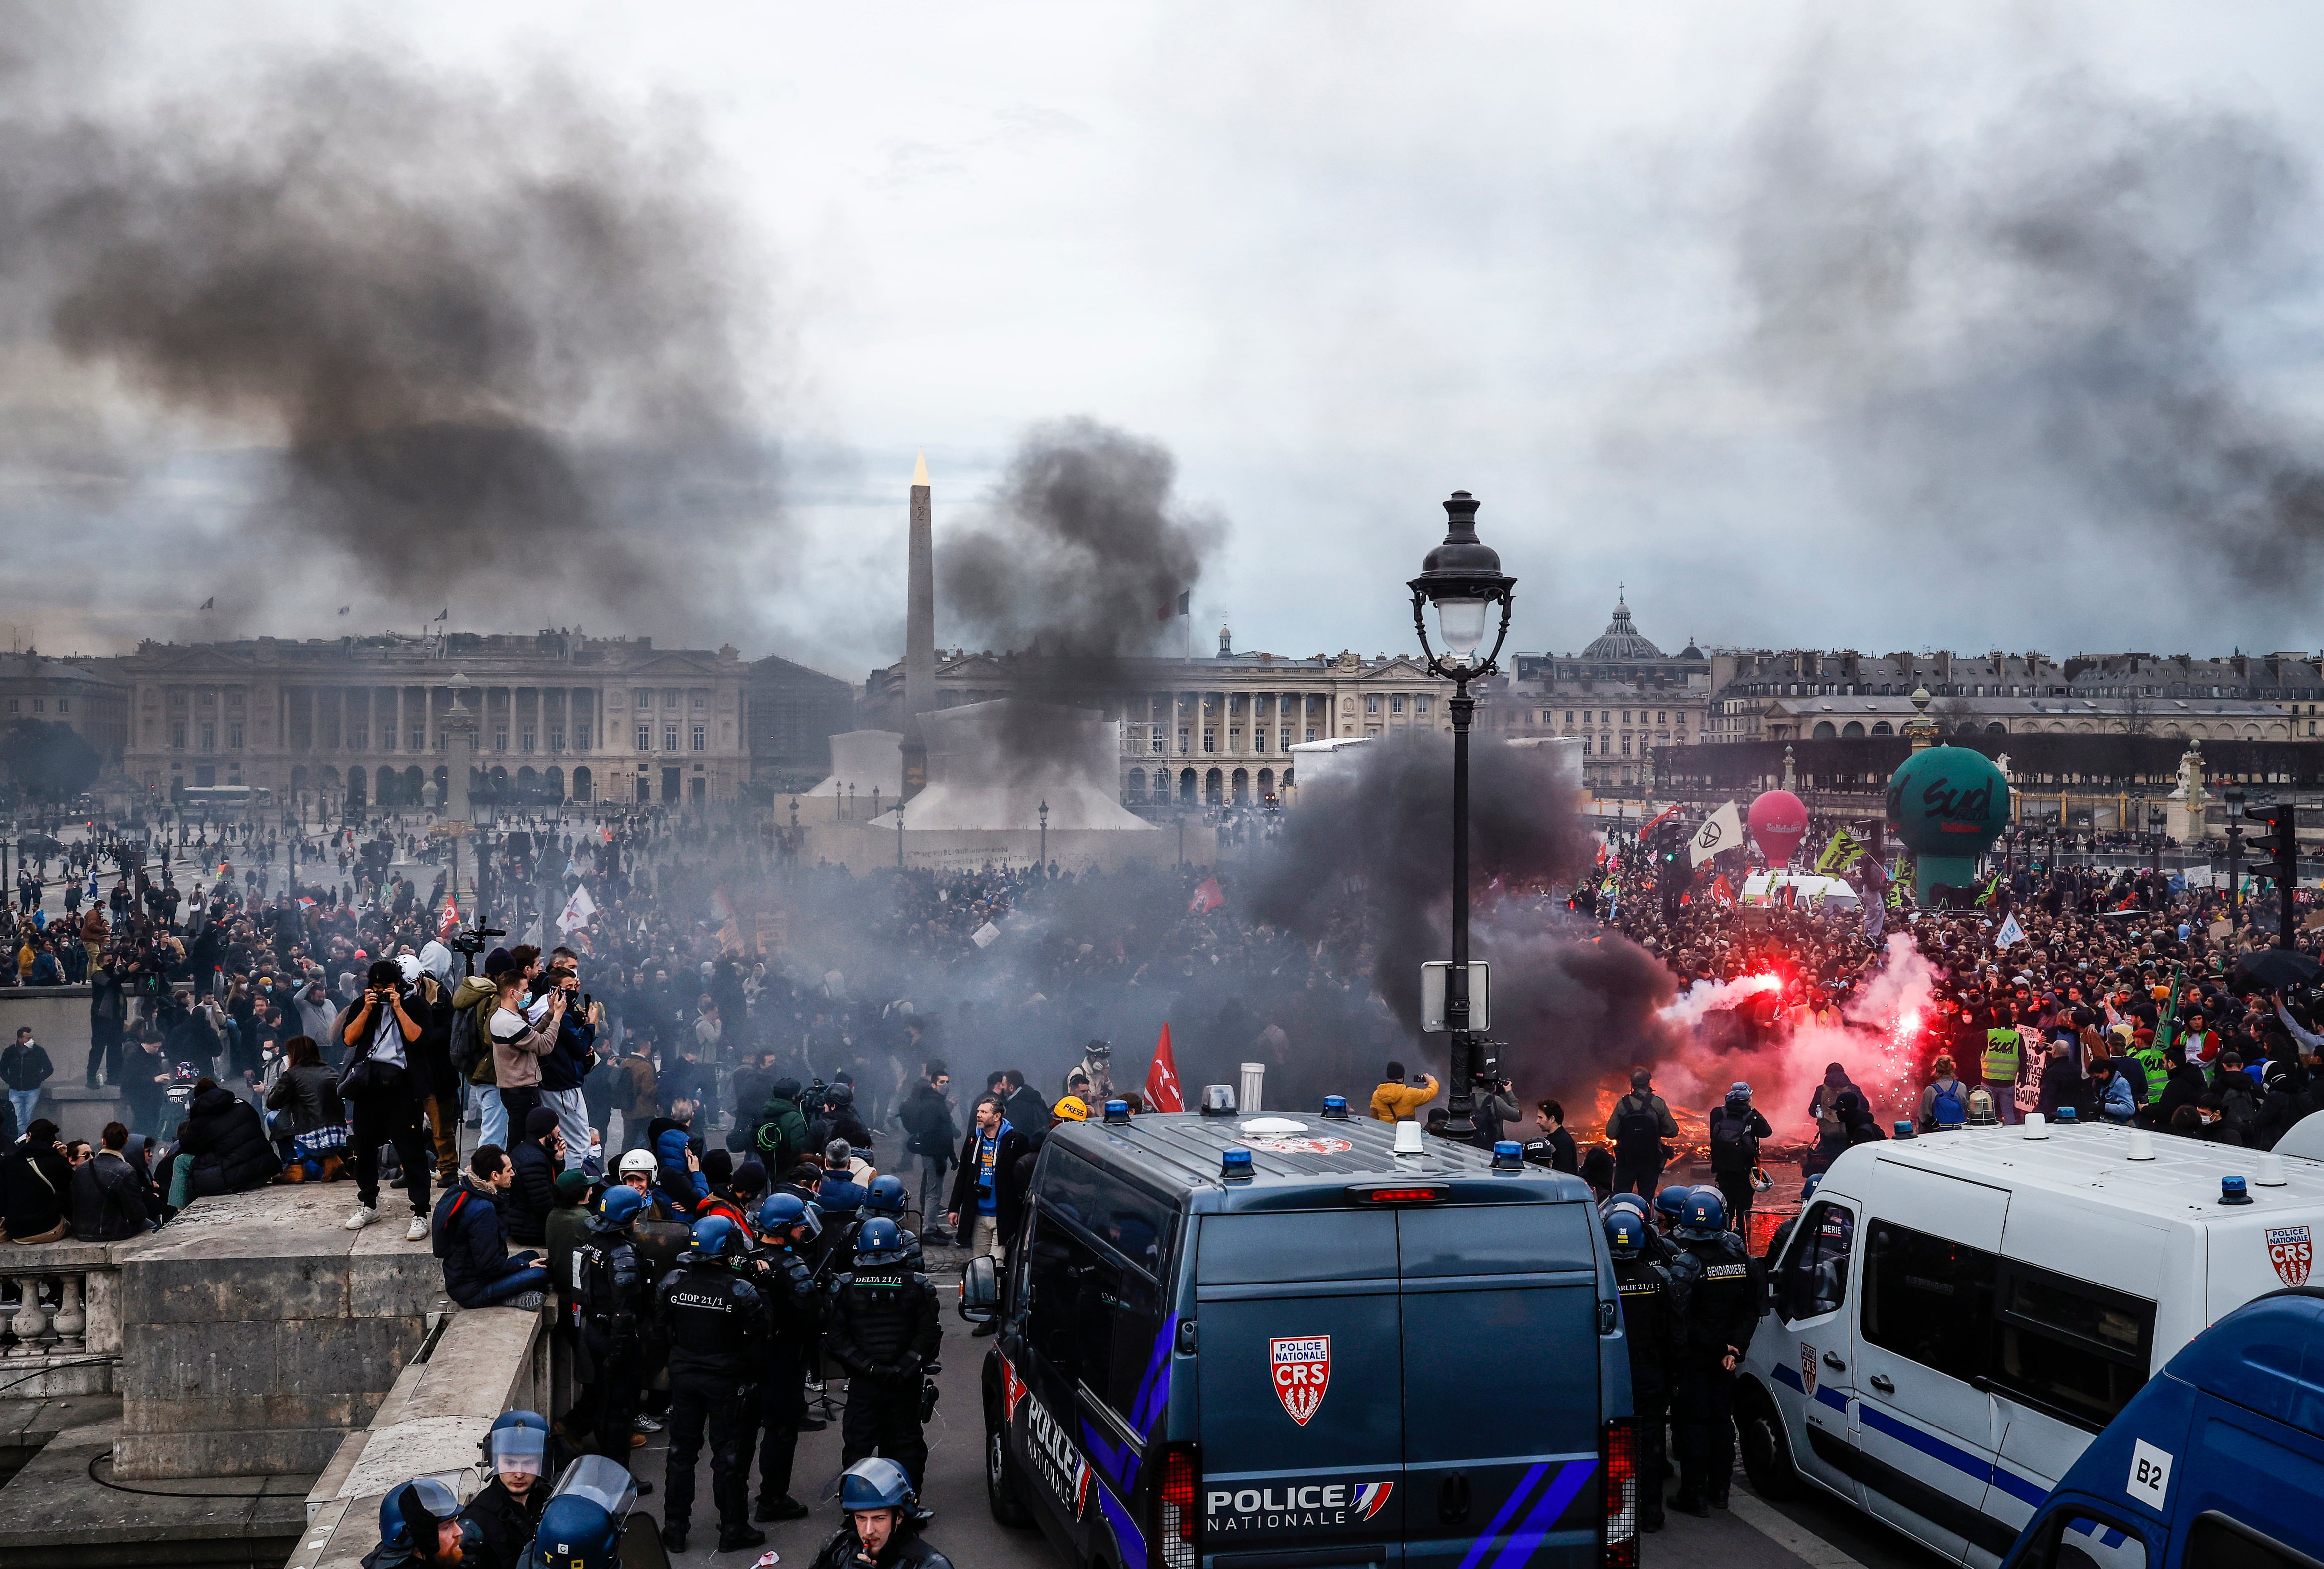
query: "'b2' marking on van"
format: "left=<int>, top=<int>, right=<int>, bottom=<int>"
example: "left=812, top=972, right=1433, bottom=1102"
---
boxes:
left=2267, top=1225, right=2313, bottom=1287
left=1271, top=1336, right=1332, bottom=1425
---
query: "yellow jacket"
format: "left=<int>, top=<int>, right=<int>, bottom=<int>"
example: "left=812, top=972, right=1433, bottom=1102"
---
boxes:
left=1370, top=1076, right=1438, bottom=1122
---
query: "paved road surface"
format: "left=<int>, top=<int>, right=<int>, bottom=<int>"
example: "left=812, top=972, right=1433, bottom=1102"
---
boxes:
left=643, top=1262, right=1946, bottom=1569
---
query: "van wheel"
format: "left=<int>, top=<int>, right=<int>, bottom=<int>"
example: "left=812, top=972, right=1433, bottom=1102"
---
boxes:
left=987, top=1422, right=1036, bottom=1528
left=1736, top=1384, right=1803, bottom=1501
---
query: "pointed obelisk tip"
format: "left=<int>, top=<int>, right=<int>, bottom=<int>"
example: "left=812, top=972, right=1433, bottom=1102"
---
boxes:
left=912, top=450, right=929, bottom=488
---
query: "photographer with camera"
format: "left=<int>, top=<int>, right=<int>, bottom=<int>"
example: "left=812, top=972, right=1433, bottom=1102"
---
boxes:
left=339, top=958, right=434, bottom=1240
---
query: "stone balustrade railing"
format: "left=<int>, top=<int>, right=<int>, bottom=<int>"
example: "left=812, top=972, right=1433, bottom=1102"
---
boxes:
left=0, top=1242, right=122, bottom=1396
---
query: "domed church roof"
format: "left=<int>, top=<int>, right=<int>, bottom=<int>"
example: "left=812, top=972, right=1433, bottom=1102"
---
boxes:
left=1581, top=588, right=1663, bottom=660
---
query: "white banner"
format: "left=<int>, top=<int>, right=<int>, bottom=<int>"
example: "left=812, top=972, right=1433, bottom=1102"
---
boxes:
left=557, top=883, right=598, bottom=934
left=1690, top=801, right=1743, bottom=866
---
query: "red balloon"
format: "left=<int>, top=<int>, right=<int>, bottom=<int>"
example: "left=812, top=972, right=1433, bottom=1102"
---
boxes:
left=1748, top=789, right=1809, bottom=866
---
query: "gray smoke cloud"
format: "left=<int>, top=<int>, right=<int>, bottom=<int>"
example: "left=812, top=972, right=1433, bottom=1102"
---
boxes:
left=0, top=10, right=779, bottom=638
left=1247, top=731, right=1678, bottom=1105
left=1737, top=62, right=2324, bottom=599
left=938, top=418, right=1224, bottom=748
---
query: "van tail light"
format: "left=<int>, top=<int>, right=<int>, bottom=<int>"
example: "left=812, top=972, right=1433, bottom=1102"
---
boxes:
left=1602, top=1418, right=1638, bottom=1569
left=1154, top=1441, right=1198, bottom=1569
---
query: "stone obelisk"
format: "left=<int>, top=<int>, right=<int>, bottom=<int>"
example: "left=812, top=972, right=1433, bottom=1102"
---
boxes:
left=902, top=451, right=934, bottom=801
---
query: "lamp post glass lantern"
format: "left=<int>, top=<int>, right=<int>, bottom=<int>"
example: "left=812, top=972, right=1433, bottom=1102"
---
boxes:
left=1409, top=490, right=1517, bottom=1138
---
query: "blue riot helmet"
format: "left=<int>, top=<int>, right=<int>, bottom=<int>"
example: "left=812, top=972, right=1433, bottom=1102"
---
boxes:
left=597, top=1184, right=647, bottom=1228
left=478, top=1407, right=550, bottom=1471
left=757, top=1191, right=821, bottom=1245
left=839, top=1456, right=917, bottom=1512
left=1653, top=1185, right=1691, bottom=1229
left=862, top=1174, right=909, bottom=1218
left=690, top=1214, right=741, bottom=1259
left=531, top=1455, right=639, bottom=1569
left=1679, top=1188, right=1728, bottom=1240
left=535, top=1493, right=620, bottom=1569
left=486, top=1422, right=548, bottom=1488
left=1604, top=1208, right=1648, bottom=1260
left=1602, top=1191, right=1651, bottom=1222
left=853, top=1217, right=905, bottom=1266
left=379, top=1477, right=472, bottom=1561
left=1800, top=1172, right=1824, bottom=1203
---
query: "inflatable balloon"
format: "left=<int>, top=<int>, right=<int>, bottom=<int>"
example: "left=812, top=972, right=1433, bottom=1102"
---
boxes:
left=1748, top=790, right=1809, bottom=867
left=1885, top=746, right=2011, bottom=904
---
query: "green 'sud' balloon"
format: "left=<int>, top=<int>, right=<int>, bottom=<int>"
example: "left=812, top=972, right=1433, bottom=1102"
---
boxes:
left=1885, top=746, right=2011, bottom=903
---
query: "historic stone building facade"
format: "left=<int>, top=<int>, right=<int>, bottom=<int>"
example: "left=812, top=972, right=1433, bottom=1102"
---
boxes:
left=860, top=621, right=1448, bottom=806
left=0, top=650, right=132, bottom=769
left=1502, top=595, right=1713, bottom=796
left=111, top=630, right=757, bottom=812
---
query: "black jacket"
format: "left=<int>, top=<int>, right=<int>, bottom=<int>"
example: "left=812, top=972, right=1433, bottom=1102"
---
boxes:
left=0, top=1041, right=53, bottom=1092
left=898, top=1083, right=959, bottom=1161
left=506, top=1137, right=559, bottom=1246
left=824, top=1263, right=940, bottom=1381
left=946, top=1122, right=1031, bottom=1224
left=0, top=1142, right=70, bottom=1238
left=265, top=1063, right=344, bottom=1136
left=461, top=1474, right=546, bottom=1569
left=1001, top=1083, right=1049, bottom=1136
left=68, top=1149, right=154, bottom=1240
left=657, top=1255, right=771, bottom=1382
left=184, top=1085, right=280, bottom=1196
left=808, top=1514, right=954, bottom=1569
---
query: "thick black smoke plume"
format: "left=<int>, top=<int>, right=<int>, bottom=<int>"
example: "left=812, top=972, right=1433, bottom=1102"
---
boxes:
left=1739, top=64, right=2324, bottom=596
left=0, top=14, right=777, bottom=636
left=938, top=418, right=1223, bottom=757
left=1248, top=730, right=1680, bottom=1105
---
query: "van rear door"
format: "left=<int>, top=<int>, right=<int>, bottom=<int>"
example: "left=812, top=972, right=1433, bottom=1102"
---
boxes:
left=1194, top=1209, right=1407, bottom=1561
left=1397, top=1203, right=1604, bottom=1569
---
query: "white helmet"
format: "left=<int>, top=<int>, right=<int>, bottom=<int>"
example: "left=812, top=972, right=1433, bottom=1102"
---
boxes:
left=618, top=1148, right=657, bottom=1177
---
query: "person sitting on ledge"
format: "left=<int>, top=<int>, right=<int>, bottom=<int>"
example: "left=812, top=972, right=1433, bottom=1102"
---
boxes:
left=183, top=1075, right=282, bottom=1197
left=0, top=1119, right=71, bottom=1243
left=432, top=1145, right=549, bottom=1311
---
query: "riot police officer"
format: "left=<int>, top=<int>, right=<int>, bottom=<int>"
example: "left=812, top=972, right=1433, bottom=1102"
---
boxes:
left=1664, top=1189, right=1762, bottom=1517
left=807, top=1458, right=954, bottom=1569
left=572, top=1186, right=652, bottom=1459
left=824, top=1216, right=941, bottom=1493
left=364, top=1478, right=481, bottom=1569
left=1606, top=1208, right=1679, bottom=1534
left=655, top=1215, right=773, bottom=1554
left=746, top=1192, right=825, bottom=1523
left=1602, top=1191, right=1678, bottom=1265
left=524, top=1453, right=663, bottom=1569
left=857, top=1175, right=925, bottom=1269
left=464, top=1415, right=552, bottom=1569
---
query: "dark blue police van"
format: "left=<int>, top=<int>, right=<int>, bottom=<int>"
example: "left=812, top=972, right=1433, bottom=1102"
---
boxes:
left=958, top=1103, right=1636, bottom=1569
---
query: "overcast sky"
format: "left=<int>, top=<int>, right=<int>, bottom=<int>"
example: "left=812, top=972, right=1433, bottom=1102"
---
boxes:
left=12, top=2, right=2324, bottom=676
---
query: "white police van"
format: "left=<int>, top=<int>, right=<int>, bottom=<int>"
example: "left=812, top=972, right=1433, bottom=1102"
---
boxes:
left=1738, top=1113, right=2324, bottom=1567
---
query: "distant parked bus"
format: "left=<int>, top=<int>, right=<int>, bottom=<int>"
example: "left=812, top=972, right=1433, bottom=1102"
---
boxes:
left=174, top=785, right=272, bottom=811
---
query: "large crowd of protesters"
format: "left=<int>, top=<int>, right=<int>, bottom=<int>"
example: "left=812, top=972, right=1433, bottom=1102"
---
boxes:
left=0, top=796, right=2318, bottom=1258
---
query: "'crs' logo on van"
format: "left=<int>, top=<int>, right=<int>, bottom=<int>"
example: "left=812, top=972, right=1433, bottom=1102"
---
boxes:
left=1205, top=1479, right=1394, bottom=1533
left=2267, top=1225, right=2314, bottom=1287
left=1270, top=1337, right=1331, bottom=1426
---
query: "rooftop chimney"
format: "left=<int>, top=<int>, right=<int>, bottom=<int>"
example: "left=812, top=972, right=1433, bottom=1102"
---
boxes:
left=902, top=451, right=934, bottom=800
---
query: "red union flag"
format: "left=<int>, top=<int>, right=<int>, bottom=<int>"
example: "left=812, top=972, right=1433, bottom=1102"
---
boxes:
left=2268, top=1225, right=2314, bottom=1288
left=1271, top=1336, right=1331, bottom=1426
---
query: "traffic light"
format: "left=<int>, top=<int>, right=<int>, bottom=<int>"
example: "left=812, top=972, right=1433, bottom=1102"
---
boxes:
left=1655, top=817, right=1689, bottom=918
left=2243, top=802, right=2302, bottom=949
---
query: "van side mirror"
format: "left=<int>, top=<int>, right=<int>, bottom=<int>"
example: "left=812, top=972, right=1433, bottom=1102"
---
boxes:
left=958, top=1254, right=999, bottom=1323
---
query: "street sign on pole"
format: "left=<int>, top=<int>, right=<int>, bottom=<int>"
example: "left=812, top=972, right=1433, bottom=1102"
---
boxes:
left=1421, top=960, right=1491, bottom=1033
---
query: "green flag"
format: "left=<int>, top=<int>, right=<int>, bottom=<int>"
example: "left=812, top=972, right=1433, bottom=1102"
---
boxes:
left=1975, top=873, right=2002, bottom=907
left=1817, top=828, right=1866, bottom=874
left=2155, top=963, right=2183, bottom=1056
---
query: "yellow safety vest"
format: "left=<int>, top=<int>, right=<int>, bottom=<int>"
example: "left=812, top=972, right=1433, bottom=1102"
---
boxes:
left=2132, top=1047, right=2168, bottom=1102
left=1982, top=1028, right=2022, bottom=1083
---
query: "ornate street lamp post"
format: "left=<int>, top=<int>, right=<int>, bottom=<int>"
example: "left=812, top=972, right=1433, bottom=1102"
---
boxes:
left=1409, top=490, right=1517, bottom=1139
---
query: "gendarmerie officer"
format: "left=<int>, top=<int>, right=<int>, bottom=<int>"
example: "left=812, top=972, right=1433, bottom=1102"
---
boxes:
left=654, top=1216, right=772, bottom=1554
left=1606, top=1207, right=1679, bottom=1535
left=824, top=1216, right=940, bottom=1493
left=745, top=1192, right=824, bottom=1524
left=572, top=1186, right=651, bottom=1459
left=1664, top=1189, right=1763, bottom=1517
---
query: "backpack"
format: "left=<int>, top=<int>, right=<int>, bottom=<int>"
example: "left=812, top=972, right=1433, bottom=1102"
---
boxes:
left=755, top=1096, right=807, bottom=1171
left=449, top=1003, right=488, bottom=1083
left=1930, top=1079, right=1967, bottom=1129
left=1708, top=1106, right=1759, bottom=1173
left=1613, top=1096, right=1664, bottom=1164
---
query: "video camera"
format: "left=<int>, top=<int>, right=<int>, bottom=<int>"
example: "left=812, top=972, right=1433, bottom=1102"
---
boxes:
left=447, top=920, right=506, bottom=959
